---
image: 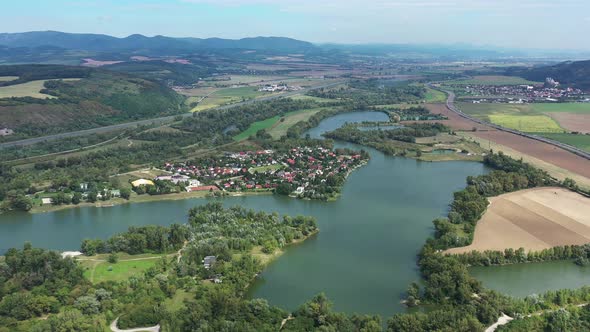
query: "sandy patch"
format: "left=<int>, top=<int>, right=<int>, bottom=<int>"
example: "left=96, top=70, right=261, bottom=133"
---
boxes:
left=546, top=112, right=590, bottom=134
left=446, top=187, right=590, bottom=254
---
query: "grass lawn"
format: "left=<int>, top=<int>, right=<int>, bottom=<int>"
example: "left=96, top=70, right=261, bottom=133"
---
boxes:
left=539, top=133, right=590, bottom=152
left=163, top=289, right=193, bottom=311
left=79, top=253, right=167, bottom=283
left=489, top=114, right=564, bottom=133
left=249, top=164, right=285, bottom=174
left=531, top=103, right=590, bottom=114
left=446, top=75, right=541, bottom=86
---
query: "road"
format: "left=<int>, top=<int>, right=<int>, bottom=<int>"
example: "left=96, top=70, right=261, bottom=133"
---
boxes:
left=431, top=84, right=590, bottom=161
left=110, top=318, right=160, bottom=332
left=0, top=81, right=343, bottom=149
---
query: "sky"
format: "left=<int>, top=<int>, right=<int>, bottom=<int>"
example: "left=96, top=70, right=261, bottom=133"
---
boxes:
left=1, top=0, right=589, bottom=50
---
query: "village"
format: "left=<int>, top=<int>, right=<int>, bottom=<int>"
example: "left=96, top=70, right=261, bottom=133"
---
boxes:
left=155, top=146, right=369, bottom=200
left=461, top=79, right=587, bottom=103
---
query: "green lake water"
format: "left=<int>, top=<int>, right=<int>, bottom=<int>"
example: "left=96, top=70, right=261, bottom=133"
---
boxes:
left=0, top=111, right=489, bottom=319
left=470, top=261, right=590, bottom=298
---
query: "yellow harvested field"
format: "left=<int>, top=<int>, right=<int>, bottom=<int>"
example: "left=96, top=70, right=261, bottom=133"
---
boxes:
left=447, top=187, right=590, bottom=254
left=0, top=76, right=18, bottom=82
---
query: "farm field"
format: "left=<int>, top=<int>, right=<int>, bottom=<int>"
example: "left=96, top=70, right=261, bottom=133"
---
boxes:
left=488, top=114, right=564, bottom=133
left=458, top=102, right=560, bottom=132
left=539, top=133, right=590, bottom=152
left=0, top=76, right=18, bottom=82
left=0, top=80, right=58, bottom=99
left=190, top=86, right=268, bottom=112
left=531, top=103, right=590, bottom=114
left=234, top=107, right=324, bottom=141
left=446, top=75, right=541, bottom=86
left=447, top=187, right=590, bottom=254
left=424, top=87, right=447, bottom=103
left=0, top=78, right=81, bottom=99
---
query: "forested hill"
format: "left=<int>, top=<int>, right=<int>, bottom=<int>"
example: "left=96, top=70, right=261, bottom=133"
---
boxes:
left=0, top=64, right=185, bottom=139
left=0, top=31, right=316, bottom=53
left=507, top=60, right=590, bottom=90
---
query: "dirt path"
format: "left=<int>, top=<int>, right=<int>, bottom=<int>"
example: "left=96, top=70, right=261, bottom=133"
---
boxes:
left=486, top=304, right=588, bottom=331
left=110, top=317, right=160, bottom=332
left=280, top=314, right=293, bottom=330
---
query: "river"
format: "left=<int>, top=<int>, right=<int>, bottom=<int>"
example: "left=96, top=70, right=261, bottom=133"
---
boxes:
left=0, top=111, right=488, bottom=319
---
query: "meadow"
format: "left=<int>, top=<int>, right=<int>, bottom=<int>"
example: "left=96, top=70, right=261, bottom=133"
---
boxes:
left=233, top=107, right=323, bottom=141
left=79, top=253, right=166, bottom=283
left=0, top=76, right=18, bottom=82
left=189, top=86, right=267, bottom=112
left=0, top=80, right=57, bottom=99
left=423, top=87, right=447, bottom=103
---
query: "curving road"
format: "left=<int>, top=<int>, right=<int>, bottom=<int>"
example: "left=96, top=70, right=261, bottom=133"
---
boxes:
left=0, top=81, right=343, bottom=149
left=430, top=84, right=590, bottom=161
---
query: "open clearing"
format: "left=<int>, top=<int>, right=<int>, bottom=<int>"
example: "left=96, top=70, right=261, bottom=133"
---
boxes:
left=447, top=188, right=590, bottom=254
left=0, top=78, right=80, bottom=99
left=539, top=133, right=590, bottom=152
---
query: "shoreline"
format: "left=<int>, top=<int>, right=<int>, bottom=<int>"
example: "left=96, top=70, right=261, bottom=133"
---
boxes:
left=29, top=190, right=274, bottom=214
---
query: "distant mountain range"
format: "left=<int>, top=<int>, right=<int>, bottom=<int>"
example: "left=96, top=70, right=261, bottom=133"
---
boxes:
left=507, top=60, right=590, bottom=90
left=0, top=31, right=317, bottom=52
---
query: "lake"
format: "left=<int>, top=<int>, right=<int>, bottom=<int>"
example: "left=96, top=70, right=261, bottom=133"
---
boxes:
left=0, top=111, right=488, bottom=318
left=470, top=261, right=590, bottom=298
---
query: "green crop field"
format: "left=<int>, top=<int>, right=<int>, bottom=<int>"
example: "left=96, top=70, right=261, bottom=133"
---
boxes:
left=539, top=133, right=590, bottom=152
left=233, top=116, right=280, bottom=141
left=447, top=75, right=541, bottom=86
left=489, top=114, right=564, bottom=133
left=531, top=103, right=590, bottom=114
left=424, top=87, right=447, bottom=103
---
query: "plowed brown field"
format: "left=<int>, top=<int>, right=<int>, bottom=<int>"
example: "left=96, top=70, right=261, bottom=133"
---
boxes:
left=446, top=188, right=590, bottom=254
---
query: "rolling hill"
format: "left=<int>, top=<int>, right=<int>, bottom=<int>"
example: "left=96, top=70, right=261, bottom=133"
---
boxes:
left=0, top=65, right=185, bottom=139
left=507, top=60, right=590, bottom=90
left=0, top=31, right=317, bottom=53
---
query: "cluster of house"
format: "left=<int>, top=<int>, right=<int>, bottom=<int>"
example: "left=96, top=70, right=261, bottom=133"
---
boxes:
left=258, top=84, right=302, bottom=92
left=464, top=83, right=585, bottom=103
left=161, top=147, right=367, bottom=195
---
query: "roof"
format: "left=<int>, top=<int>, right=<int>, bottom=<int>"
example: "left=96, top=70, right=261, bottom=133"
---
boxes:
left=131, top=179, right=155, bottom=187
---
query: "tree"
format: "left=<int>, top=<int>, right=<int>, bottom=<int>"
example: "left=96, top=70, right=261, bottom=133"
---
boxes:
left=120, top=188, right=131, bottom=200
left=275, top=183, right=292, bottom=196
left=74, top=295, right=100, bottom=315
left=71, top=192, right=82, bottom=205
left=107, top=253, right=118, bottom=264
left=10, top=194, right=33, bottom=211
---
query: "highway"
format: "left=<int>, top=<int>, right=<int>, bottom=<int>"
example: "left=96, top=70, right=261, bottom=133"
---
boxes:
left=0, top=81, right=343, bottom=149
left=431, top=85, right=590, bottom=161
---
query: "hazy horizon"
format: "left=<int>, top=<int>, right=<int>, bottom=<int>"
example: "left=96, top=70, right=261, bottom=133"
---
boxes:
left=1, top=0, right=589, bottom=51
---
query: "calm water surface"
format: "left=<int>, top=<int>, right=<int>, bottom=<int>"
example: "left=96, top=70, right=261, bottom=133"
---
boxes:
left=470, top=261, right=590, bottom=298
left=0, top=111, right=488, bottom=318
